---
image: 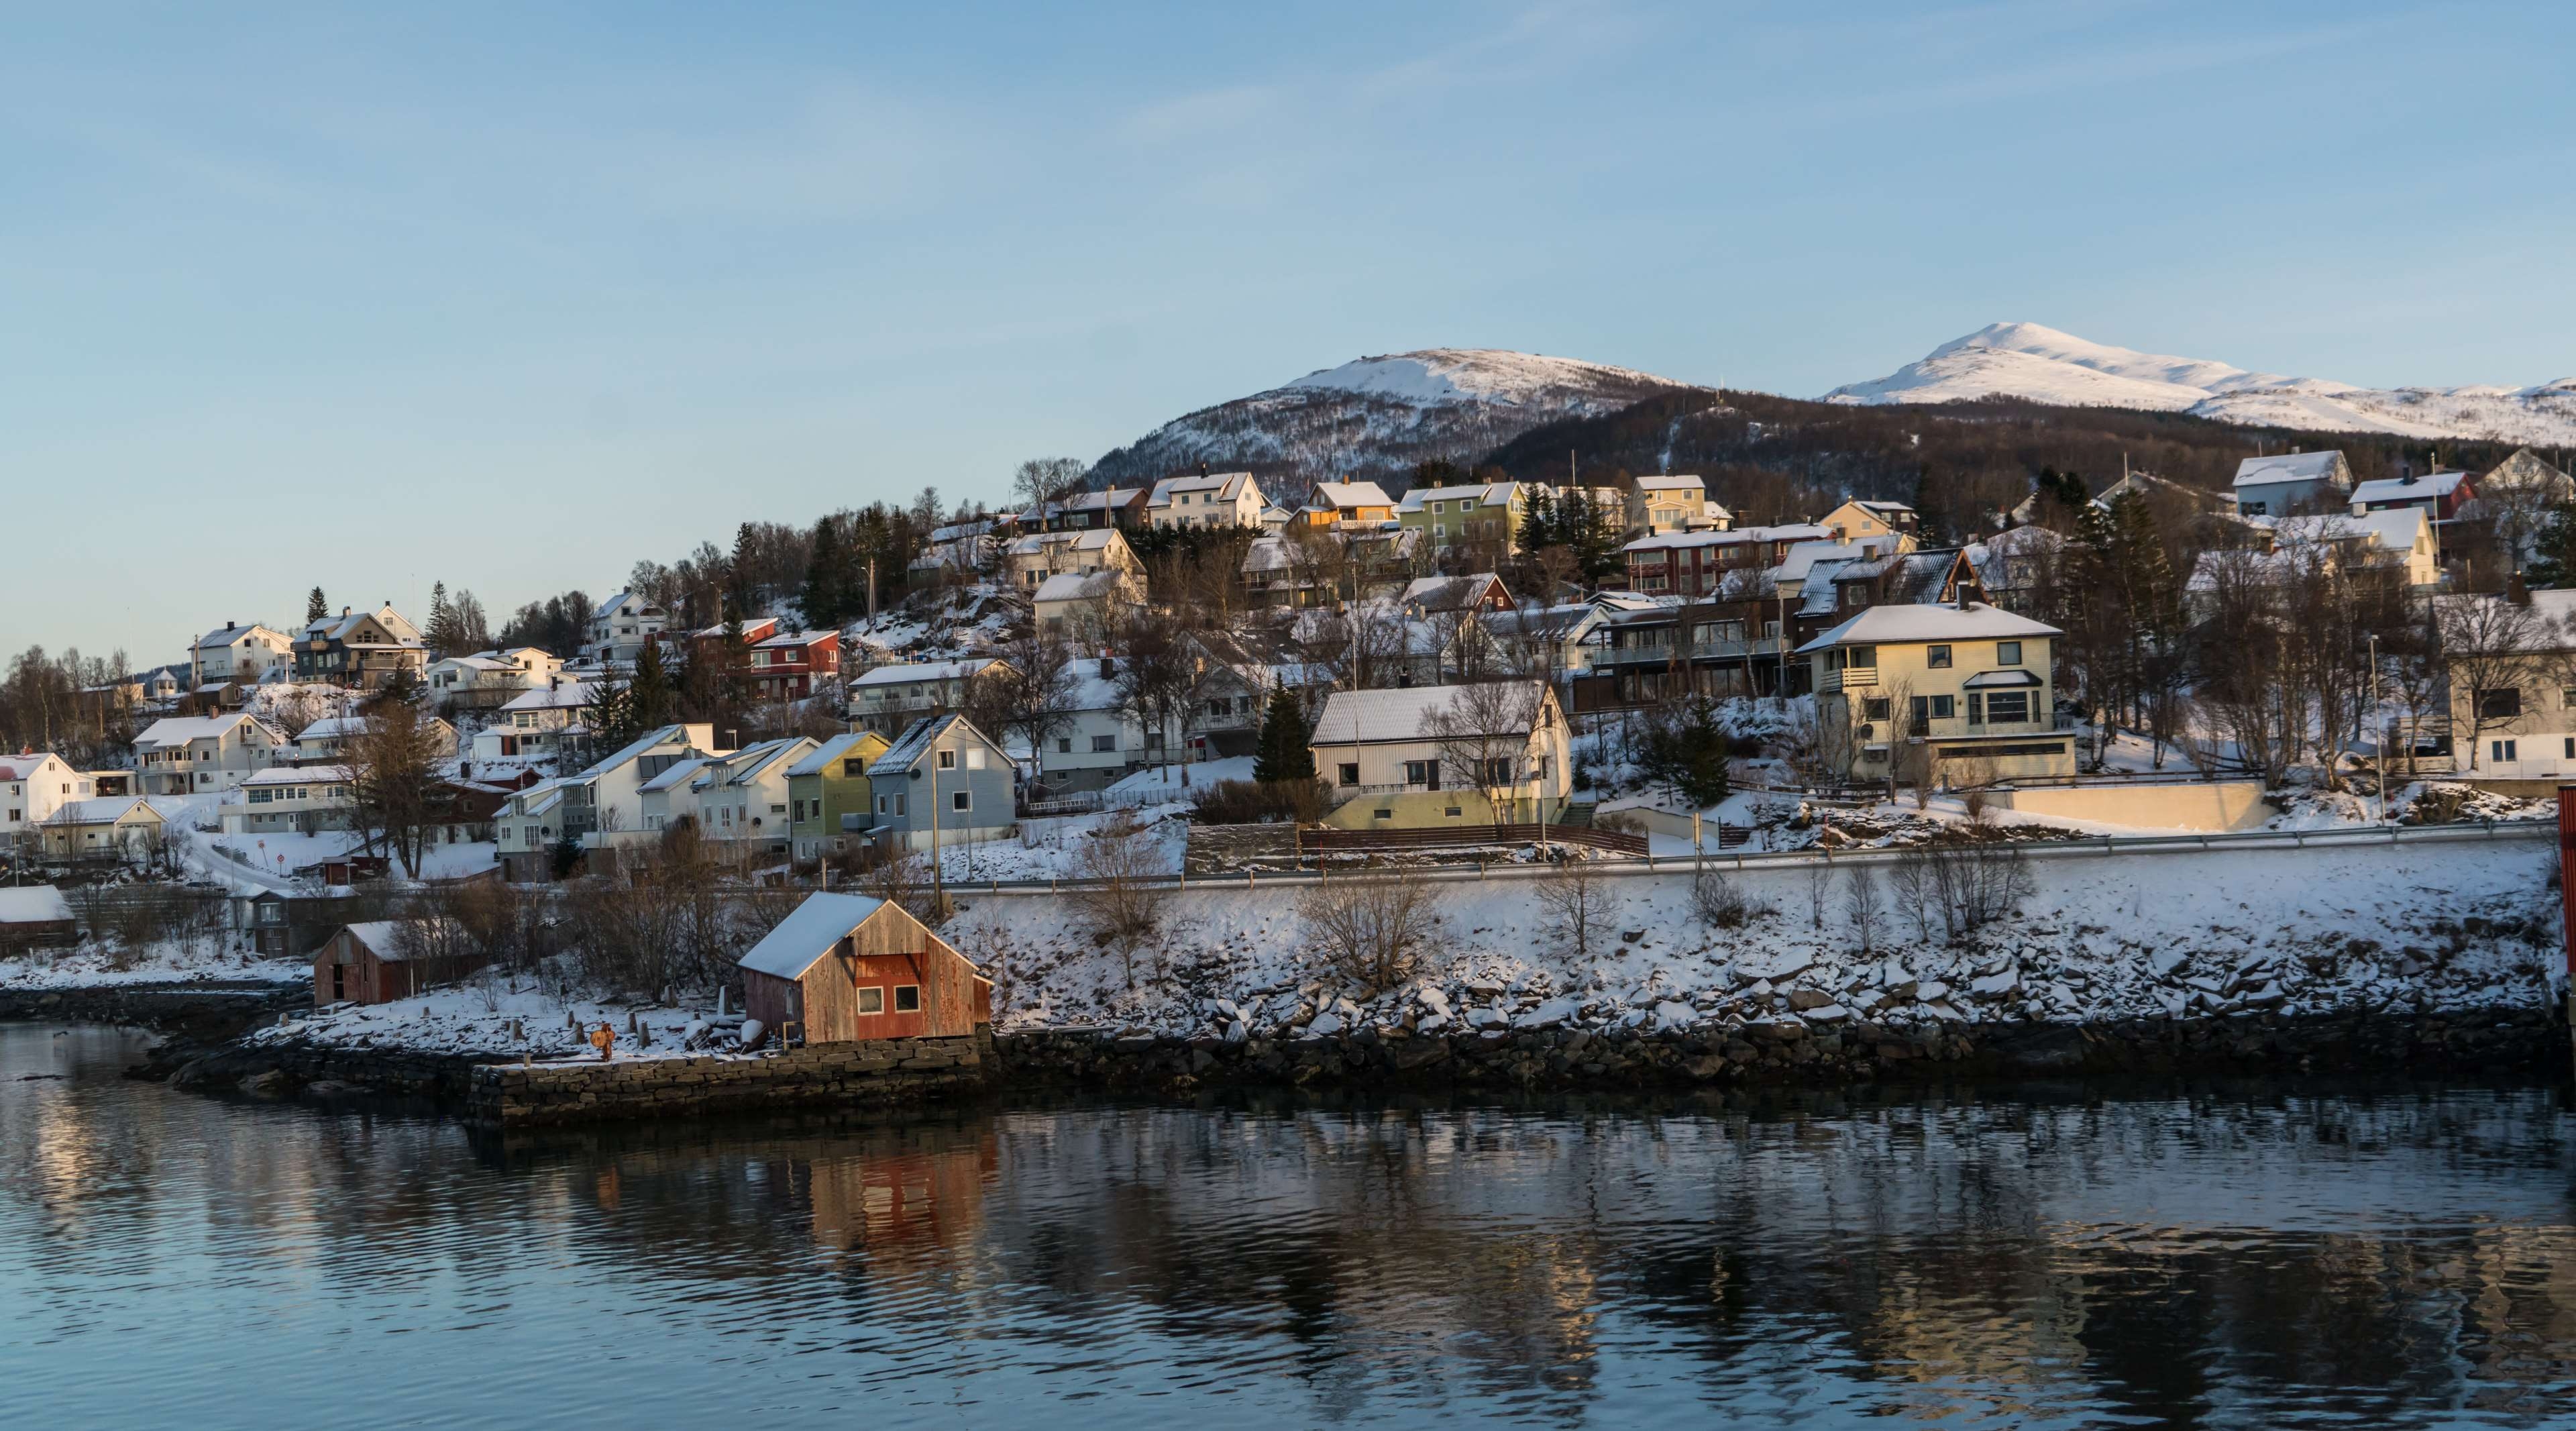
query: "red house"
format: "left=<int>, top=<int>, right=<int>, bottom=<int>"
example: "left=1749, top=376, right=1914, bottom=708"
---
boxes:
left=749, top=630, right=841, bottom=701
left=313, top=918, right=482, bottom=1006
left=1621, top=523, right=1834, bottom=597
left=738, top=892, right=991, bottom=1045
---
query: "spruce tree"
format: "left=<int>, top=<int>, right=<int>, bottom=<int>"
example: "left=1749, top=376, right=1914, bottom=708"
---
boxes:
left=306, top=587, right=329, bottom=623
left=1252, top=686, right=1313, bottom=784
left=628, top=637, right=676, bottom=731
left=801, top=515, right=845, bottom=628
left=425, top=582, right=456, bottom=655
left=1517, top=486, right=1558, bottom=556
left=2528, top=502, right=2576, bottom=587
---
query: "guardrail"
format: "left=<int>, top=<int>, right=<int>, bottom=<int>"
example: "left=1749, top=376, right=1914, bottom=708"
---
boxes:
left=938, top=816, right=2553, bottom=897
left=1302, top=823, right=1648, bottom=857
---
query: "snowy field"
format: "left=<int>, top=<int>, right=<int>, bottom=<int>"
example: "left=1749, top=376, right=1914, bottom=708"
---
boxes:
left=0, top=941, right=308, bottom=990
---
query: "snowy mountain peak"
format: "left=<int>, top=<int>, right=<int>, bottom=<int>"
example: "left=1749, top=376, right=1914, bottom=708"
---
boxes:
left=1827, top=323, right=2576, bottom=445
left=1284, top=348, right=1680, bottom=409
left=1089, top=348, right=1694, bottom=488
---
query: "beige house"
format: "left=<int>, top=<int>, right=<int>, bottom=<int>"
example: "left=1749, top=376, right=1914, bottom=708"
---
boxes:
left=40, top=796, right=167, bottom=859
left=222, top=765, right=356, bottom=835
left=1309, top=682, right=1572, bottom=829
left=191, top=622, right=295, bottom=690
left=1800, top=602, right=2073, bottom=784
left=1819, top=499, right=1919, bottom=543
left=1146, top=470, right=1267, bottom=530
left=133, top=712, right=286, bottom=795
left=1033, top=568, right=1145, bottom=639
left=1629, top=474, right=1726, bottom=535
left=1005, top=527, right=1142, bottom=591
left=2437, top=588, right=2576, bottom=778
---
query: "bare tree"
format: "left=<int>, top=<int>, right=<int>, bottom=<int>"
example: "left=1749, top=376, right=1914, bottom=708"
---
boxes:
left=1012, top=457, right=1090, bottom=522
left=1841, top=864, right=1885, bottom=955
left=1069, top=810, right=1171, bottom=986
left=1888, top=847, right=1941, bottom=944
left=1531, top=853, right=1616, bottom=963
left=1423, top=680, right=1546, bottom=838
left=1297, top=863, right=1443, bottom=996
left=988, top=626, right=1081, bottom=786
left=345, top=698, right=444, bottom=878
left=2438, top=592, right=2565, bottom=769
left=1689, top=867, right=1756, bottom=930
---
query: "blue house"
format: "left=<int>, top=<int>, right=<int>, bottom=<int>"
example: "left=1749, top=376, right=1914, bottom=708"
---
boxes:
left=864, top=714, right=1016, bottom=854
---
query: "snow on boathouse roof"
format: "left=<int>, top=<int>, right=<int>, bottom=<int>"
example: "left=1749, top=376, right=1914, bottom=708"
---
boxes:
left=1795, top=602, right=2061, bottom=653
left=737, top=893, right=891, bottom=980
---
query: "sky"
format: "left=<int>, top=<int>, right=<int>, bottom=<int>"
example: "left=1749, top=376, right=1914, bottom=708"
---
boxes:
left=6, top=1, right=2573, bottom=666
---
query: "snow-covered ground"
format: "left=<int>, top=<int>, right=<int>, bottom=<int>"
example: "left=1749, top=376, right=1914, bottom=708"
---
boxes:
left=242, top=977, right=766, bottom=1063
left=0, top=939, right=307, bottom=990
left=951, top=830, right=2559, bottom=1042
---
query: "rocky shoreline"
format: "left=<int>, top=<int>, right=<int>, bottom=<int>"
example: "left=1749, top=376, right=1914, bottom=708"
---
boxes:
left=27, top=993, right=2565, bottom=1122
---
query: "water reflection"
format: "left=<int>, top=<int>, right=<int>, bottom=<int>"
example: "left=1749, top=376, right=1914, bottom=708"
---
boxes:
left=3, top=1024, right=2574, bottom=1427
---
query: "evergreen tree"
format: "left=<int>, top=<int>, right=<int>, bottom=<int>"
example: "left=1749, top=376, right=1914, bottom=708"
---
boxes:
left=2528, top=502, right=2576, bottom=587
left=584, top=668, right=635, bottom=755
left=801, top=515, right=846, bottom=628
left=306, top=587, right=329, bottom=623
left=1252, top=686, right=1314, bottom=784
left=628, top=638, right=676, bottom=731
left=1562, top=490, right=1622, bottom=584
left=1517, top=486, right=1558, bottom=556
left=424, top=582, right=457, bottom=655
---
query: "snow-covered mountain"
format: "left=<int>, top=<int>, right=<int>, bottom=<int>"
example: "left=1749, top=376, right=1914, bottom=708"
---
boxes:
left=1086, top=348, right=1695, bottom=489
left=1826, top=322, right=2576, bottom=445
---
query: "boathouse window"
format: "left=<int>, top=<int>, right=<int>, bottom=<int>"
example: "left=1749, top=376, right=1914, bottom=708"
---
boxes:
left=857, top=987, right=884, bottom=1014
left=894, top=985, right=921, bottom=1012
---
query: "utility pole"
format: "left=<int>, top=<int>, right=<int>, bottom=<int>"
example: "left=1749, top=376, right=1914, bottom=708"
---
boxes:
left=928, top=737, right=943, bottom=918
left=2368, top=633, right=2383, bottom=822
left=866, top=559, right=878, bottom=625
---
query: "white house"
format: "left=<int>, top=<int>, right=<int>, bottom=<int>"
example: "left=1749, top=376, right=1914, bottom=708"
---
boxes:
left=578, top=723, right=727, bottom=853
left=290, top=713, right=456, bottom=765
left=850, top=659, right=1006, bottom=736
left=2232, top=450, right=2353, bottom=517
left=586, top=591, right=672, bottom=666
left=1309, top=682, right=1573, bottom=828
left=221, top=765, right=356, bottom=836
left=0, top=753, right=96, bottom=847
left=1005, top=527, right=1142, bottom=590
left=494, top=778, right=574, bottom=883
left=1146, top=470, right=1267, bottom=530
left=426, top=647, right=561, bottom=712
left=133, top=712, right=286, bottom=795
left=191, top=622, right=295, bottom=690
left=473, top=678, right=596, bottom=764
left=1035, top=657, right=1144, bottom=795
left=688, top=737, right=816, bottom=851
left=1033, top=569, right=1146, bottom=639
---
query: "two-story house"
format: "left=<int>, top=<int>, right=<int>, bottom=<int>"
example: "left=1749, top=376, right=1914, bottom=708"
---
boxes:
left=585, top=591, right=671, bottom=666
left=425, top=647, right=561, bottom=713
left=688, top=737, right=817, bottom=853
left=1397, top=482, right=1534, bottom=552
left=294, top=604, right=426, bottom=690
left=1622, top=523, right=1833, bottom=598
left=221, top=765, right=356, bottom=836
left=2350, top=470, right=2475, bottom=523
left=1034, top=570, right=1146, bottom=641
left=864, top=714, right=1016, bottom=854
left=785, top=730, right=890, bottom=861
left=289, top=713, right=456, bottom=765
left=473, top=678, right=595, bottom=765
left=1819, top=500, right=1921, bottom=543
left=1035, top=657, right=1144, bottom=796
left=0, top=753, right=95, bottom=849
left=1299, top=480, right=1397, bottom=530
left=191, top=622, right=295, bottom=691
left=2434, top=587, right=2576, bottom=777
left=559, top=723, right=727, bottom=863
left=1308, top=681, right=1572, bottom=830
left=2232, top=450, right=2353, bottom=518
left=1146, top=469, right=1267, bottom=530
left=1800, top=602, right=2072, bottom=784
left=133, top=712, right=286, bottom=795
left=1629, top=474, right=1727, bottom=535
left=749, top=630, right=841, bottom=702
left=1005, top=527, right=1142, bottom=592
left=850, top=659, right=1009, bottom=737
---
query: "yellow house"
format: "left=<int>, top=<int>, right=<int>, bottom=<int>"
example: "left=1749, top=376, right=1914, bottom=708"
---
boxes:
left=1629, top=474, right=1723, bottom=535
left=1309, top=682, right=1572, bottom=829
left=1799, top=602, right=2074, bottom=784
left=1398, top=482, right=1532, bottom=551
left=1299, top=480, right=1397, bottom=529
left=784, top=729, right=891, bottom=861
left=1819, top=499, right=1920, bottom=543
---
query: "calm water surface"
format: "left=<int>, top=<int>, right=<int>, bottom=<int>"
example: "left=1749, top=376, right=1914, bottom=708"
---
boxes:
left=5, top=1022, right=2576, bottom=1428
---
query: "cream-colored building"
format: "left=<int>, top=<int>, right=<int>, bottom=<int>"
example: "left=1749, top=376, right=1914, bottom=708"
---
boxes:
left=1629, top=474, right=1727, bottom=535
left=1309, top=682, right=1572, bottom=828
left=1819, top=499, right=1919, bottom=543
left=1146, top=470, right=1267, bottom=530
left=1004, top=527, right=1142, bottom=591
left=2436, top=588, right=2576, bottom=778
left=1033, top=568, right=1145, bottom=639
left=1799, top=602, right=2073, bottom=784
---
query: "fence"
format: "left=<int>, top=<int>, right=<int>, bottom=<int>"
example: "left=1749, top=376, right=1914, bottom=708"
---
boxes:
left=1019, top=782, right=1197, bottom=818
left=1301, top=823, right=1648, bottom=858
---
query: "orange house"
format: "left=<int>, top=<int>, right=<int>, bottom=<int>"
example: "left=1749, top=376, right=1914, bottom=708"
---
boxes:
left=738, top=892, right=992, bottom=1045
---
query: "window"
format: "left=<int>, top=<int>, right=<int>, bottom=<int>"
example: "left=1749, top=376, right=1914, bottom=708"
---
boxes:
left=1926, top=644, right=1952, bottom=669
left=876, top=795, right=888, bottom=814
left=1848, top=645, right=1876, bottom=670
left=1403, top=759, right=1436, bottom=786
left=1996, top=641, right=2023, bottom=666
left=965, top=747, right=985, bottom=770
left=1864, top=698, right=1890, bottom=721
left=1339, top=763, right=1360, bottom=786
left=893, top=985, right=920, bottom=1012
left=2493, top=739, right=2518, bottom=763
left=1091, top=733, right=1117, bottom=753
left=936, top=749, right=957, bottom=770
left=951, top=790, right=971, bottom=812
left=1984, top=692, right=2031, bottom=724
left=2477, top=688, right=2523, bottom=720
left=1481, top=757, right=1515, bottom=786
left=1057, top=737, right=1073, bottom=753
left=1966, top=692, right=1984, bottom=725
left=1931, top=694, right=1954, bottom=720
left=857, top=986, right=884, bottom=1015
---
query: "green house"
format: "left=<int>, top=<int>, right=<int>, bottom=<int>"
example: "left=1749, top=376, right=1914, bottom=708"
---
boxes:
left=784, top=730, right=890, bottom=861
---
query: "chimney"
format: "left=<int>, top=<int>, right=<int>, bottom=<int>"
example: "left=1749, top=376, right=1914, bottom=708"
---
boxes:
left=1197, top=461, right=1209, bottom=478
left=341, top=606, right=351, bottom=617
left=2510, top=570, right=2533, bottom=606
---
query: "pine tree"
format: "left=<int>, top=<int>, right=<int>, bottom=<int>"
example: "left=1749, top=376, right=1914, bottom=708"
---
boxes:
left=1252, top=686, right=1314, bottom=784
left=1517, top=486, right=1558, bottom=556
left=424, top=582, right=456, bottom=655
left=306, top=587, right=329, bottom=623
left=628, top=638, right=676, bottom=731
left=801, top=515, right=845, bottom=628
left=2528, top=502, right=2576, bottom=587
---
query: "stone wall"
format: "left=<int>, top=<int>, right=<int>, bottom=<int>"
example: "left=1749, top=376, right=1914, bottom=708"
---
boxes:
left=995, top=1006, right=2569, bottom=1093
left=1, top=982, right=306, bottom=1040
left=464, top=1032, right=993, bottom=1126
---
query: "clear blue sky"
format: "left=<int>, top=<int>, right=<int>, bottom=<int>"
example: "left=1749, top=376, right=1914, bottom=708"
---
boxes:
left=8, top=1, right=2571, bottom=665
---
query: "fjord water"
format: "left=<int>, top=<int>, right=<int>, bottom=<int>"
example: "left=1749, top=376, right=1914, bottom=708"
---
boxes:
left=5, top=1023, right=2574, bottom=1428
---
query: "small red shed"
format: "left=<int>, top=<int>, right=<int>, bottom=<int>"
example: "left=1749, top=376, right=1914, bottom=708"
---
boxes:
left=314, top=918, right=481, bottom=1007
left=738, top=892, right=991, bottom=1045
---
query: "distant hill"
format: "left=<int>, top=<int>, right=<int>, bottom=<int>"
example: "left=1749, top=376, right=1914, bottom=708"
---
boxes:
left=1083, top=348, right=1698, bottom=492
left=1827, top=321, right=2576, bottom=446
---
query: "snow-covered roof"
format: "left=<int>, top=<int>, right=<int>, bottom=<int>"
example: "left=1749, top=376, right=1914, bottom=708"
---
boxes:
left=338, top=918, right=462, bottom=963
left=1796, top=560, right=1856, bottom=617
left=2351, top=472, right=2469, bottom=505
left=0, top=753, right=66, bottom=780
left=2256, top=509, right=2430, bottom=551
left=1033, top=570, right=1132, bottom=604
left=297, top=715, right=368, bottom=741
left=1634, top=474, right=1705, bottom=494
left=0, top=886, right=74, bottom=924
left=852, top=659, right=993, bottom=688
left=753, top=629, right=837, bottom=649
left=1309, top=480, right=1394, bottom=510
left=1399, top=574, right=1504, bottom=613
left=1311, top=682, right=1550, bottom=745
left=867, top=712, right=1002, bottom=777
left=301, top=603, right=422, bottom=645
left=1625, top=523, right=1832, bottom=553
left=737, top=893, right=891, bottom=980
left=1851, top=499, right=1915, bottom=516
left=499, top=680, right=597, bottom=712
left=592, top=591, right=663, bottom=623
left=196, top=622, right=284, bottom=647
left=1795, top=602, right=2060, bottom=653
left=44, top=796, right=158, bottom=826
left=637, top=756, right=712, bottom=794
left=133, top=713, right=270, bottom=749
left=584, top=723, right=698, bottom=776
left=1063, top=657, right=1124, bottom=712
left=1149, top=471, right=1255, bottom=505
left=714, top=738, right=810, bottom=788
left=784, top=731, right=883, bottom=779
left=2233, top=451, right=2346, bottom=488
left=244, top=764, right=352, bottom=786
left=1395, top=482, right=1515, bottom=513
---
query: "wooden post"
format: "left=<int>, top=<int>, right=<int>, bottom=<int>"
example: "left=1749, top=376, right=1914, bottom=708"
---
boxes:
left=2559, top=785, right=2576, bottom=1082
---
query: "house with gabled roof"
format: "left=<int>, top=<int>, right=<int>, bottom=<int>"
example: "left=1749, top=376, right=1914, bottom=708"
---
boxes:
left=425, top=647, right=561, bottom=713
left=585, top=591, right=671, bottom=666
left=786, top=731, right=891, bottom=861
left=473, top=677, right=595, bottom=765
left=1799, top=601, right=2072, bottom=784
left=1300, top=480, right=1397, bottom=529
left=133, top=712, right=286, bottom=794
left=2232, top=450, right=2351, bottom=517
left=39, top=796, right=166, bottom=860
left=851, top=659, right=1010, bottom=737
left=192, top=621, right=295, bottom=690
left=294, top=603, right=426, bottom=690
left=864, top=714, right=1014, bottom=853
left=1308, top=681, right=1572, bottom=830
left=1147, top=468, right=1267, bottom=531
left=0, top=753, right=95, bottom=846
left=737, top=892, right=992, bottom=1046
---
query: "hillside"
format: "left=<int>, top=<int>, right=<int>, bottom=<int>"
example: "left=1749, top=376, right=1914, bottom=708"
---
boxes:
left=1827, top=321, right=2576, bottom=445
left=1084, top=349, right=1697, bottom=492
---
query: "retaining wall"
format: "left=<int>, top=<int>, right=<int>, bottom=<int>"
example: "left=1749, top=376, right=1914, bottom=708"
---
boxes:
left=463, top=1032, right=992, bottom=1126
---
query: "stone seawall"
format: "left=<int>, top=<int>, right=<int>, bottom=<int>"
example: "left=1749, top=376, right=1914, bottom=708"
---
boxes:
left=1, top=982, right=307, bottom=1041
left=994, top=1006, right=2569, bottom=1092
left=463, top=1033, right=993, bottom=1126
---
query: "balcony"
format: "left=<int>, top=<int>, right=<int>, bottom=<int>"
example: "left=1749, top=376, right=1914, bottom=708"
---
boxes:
left=1820, top=667, right=1878, bottom=692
